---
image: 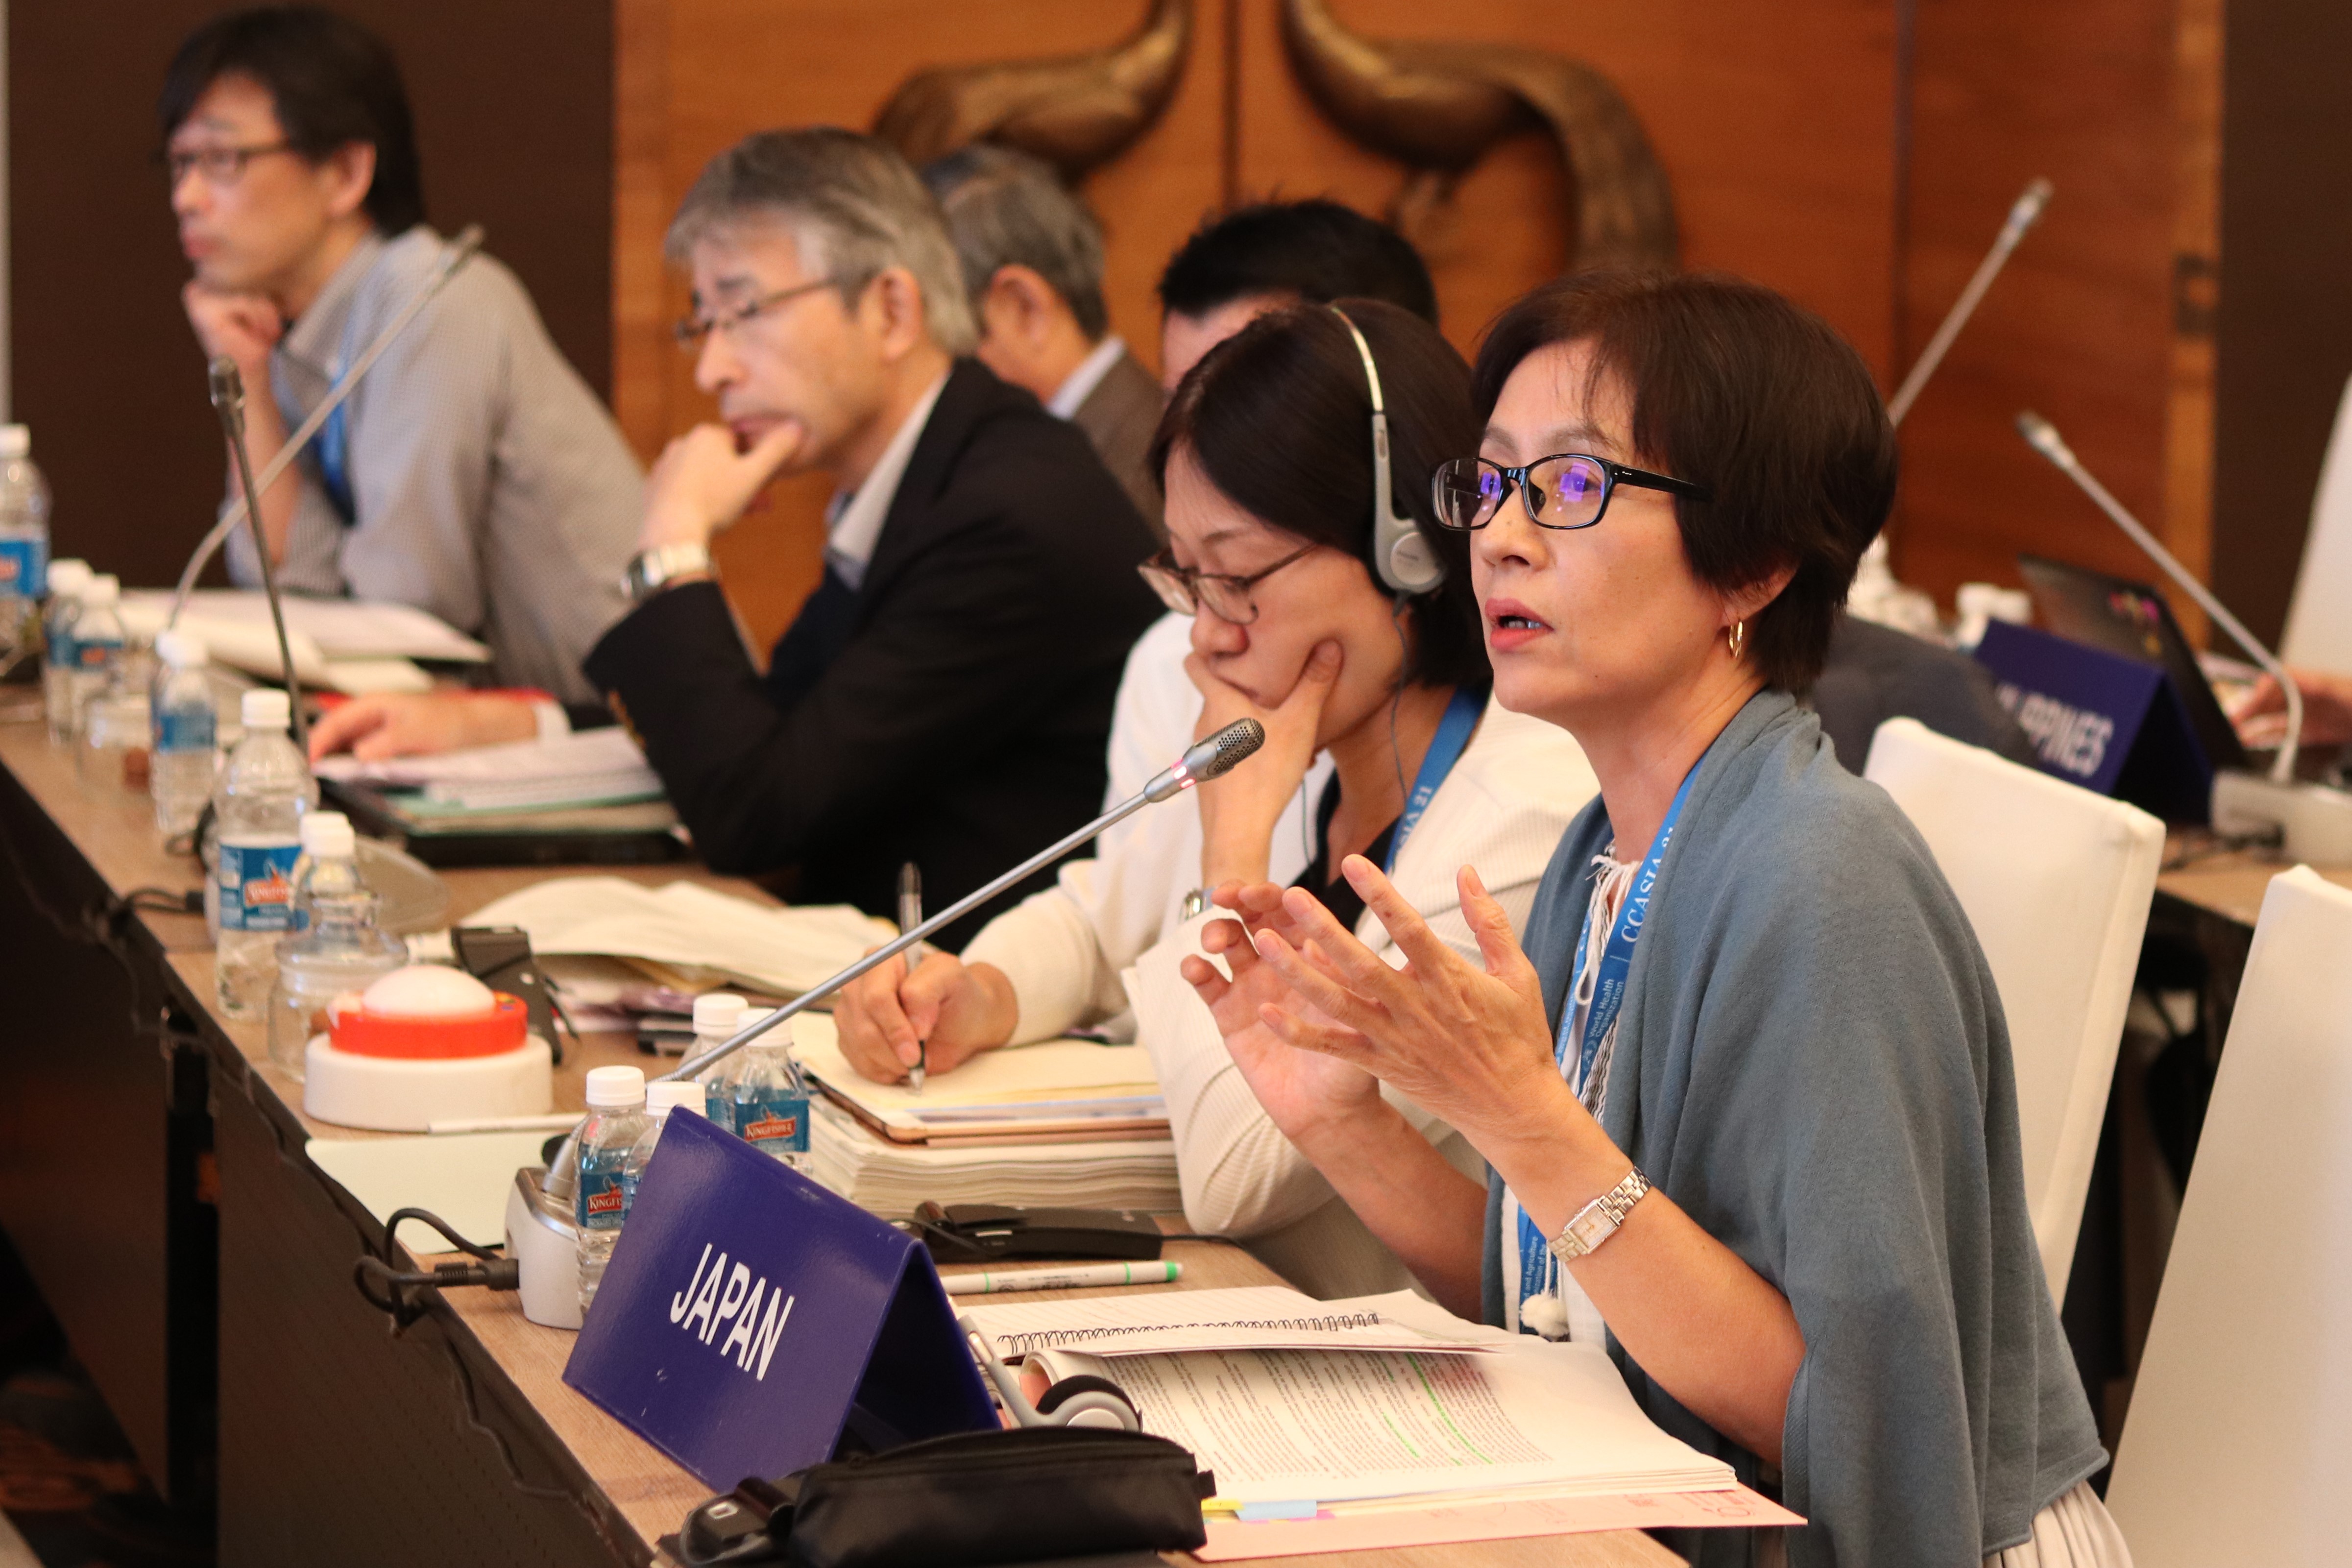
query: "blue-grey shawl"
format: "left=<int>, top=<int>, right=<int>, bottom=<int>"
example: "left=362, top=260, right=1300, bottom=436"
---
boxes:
left=1480, top=690, right=2103, bottom=1566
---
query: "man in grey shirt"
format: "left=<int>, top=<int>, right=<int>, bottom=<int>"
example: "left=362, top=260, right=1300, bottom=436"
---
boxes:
left=163, top=8, right=637, bottom=703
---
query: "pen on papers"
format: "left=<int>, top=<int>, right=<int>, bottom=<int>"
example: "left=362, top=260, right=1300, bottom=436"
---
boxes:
left=940, top=1260, right=1183, bottom=1295
left=897, top=861, right=928, bottom=1094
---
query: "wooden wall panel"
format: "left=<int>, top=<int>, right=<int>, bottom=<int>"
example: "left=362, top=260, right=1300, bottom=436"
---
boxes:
left=1229, top=0, right=1901, bottom=380
left=1892, top=0, right=2187, bottom=616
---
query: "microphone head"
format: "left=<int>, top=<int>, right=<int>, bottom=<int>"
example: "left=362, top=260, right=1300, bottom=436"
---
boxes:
left=2013, top=177, right=2055, bottom=228
left=1184, top=719, right=1266, bottom=783
left=206, top=356, right=244, bottom=413
left=2015, top=410, right=2074, bottom=468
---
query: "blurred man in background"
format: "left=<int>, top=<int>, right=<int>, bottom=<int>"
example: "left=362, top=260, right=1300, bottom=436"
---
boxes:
left=164, top=7, right=639, bottom=701
left=925, top=145, right=1165, bottom=535
left=1155, top=199, right=1439, bottom=388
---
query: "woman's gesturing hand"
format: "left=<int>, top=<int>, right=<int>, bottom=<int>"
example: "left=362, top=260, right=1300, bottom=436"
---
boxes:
left=1179, top=881, right=1382, bottom=1144
left=1240, top=856, right=1567, bottom=1145
left=1188, top=642, right=1340, bottom=887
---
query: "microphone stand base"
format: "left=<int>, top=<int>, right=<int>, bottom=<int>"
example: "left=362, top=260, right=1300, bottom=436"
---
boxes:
left=2211, top=770, right=2352, bottom=867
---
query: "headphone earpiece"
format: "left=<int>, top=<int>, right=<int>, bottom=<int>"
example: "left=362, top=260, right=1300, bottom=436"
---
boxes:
left=1032, top=1373, right=1142, bottom=1431
left=1331, top=306, right=1445, bottom=597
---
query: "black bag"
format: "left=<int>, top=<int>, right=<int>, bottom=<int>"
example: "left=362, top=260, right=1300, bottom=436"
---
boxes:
left=669, top=1426, right=1214, bottom=1568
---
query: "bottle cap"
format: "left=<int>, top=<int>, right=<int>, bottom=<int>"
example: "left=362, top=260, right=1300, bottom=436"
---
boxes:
left=154, top=628, right=210, bottom=668
left=647, top=1080, right=705, bottom=1118
left=0, top=425, right=28, bottom=460
left=692, top=992, right=748, bottom=1034
left=300, top=811, right=355, bottom=859
left=81, top=574, right=119, bottom=606
left=585, top=1065, right=647, bottom=1109
left=46, top=560, right=89, bottom=596
left=241, top=688, right=291, bottom=730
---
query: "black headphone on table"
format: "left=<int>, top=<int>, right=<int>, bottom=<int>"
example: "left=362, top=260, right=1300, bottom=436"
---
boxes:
left=1328, top=304, right=1445, bottom=598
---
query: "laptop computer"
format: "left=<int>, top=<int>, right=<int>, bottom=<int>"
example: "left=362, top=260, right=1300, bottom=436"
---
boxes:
left=2015, top=555, right=2249, bottom=774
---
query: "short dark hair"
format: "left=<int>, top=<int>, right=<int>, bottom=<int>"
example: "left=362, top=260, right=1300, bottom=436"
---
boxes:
left=160, top=7, right=425, bottom=236
left=1471, top=271, right=1897, bottom=692
left=1158, top=200, right=1438, bottom=326
left=1152, top=299, right=1489, bottom=691
left=923, top=145, right=1110, bottom=340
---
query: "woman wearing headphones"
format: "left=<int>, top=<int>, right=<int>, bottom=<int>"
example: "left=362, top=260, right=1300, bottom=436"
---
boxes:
left=835, top=300, right=1595, bottom=1298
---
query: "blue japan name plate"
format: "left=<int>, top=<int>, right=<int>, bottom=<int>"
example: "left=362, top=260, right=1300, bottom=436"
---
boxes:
left=562, top=1109, right=997, bottom=1489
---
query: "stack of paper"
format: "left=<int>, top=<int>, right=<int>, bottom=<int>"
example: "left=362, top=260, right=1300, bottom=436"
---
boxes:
left=437, top=877, right=897, bottom=997
left=793, top=1017, right=1167, bottom=1145
left=804, top=1099, right=1180, bottom=1218
left=317, top=727, right=665, bottom=812
left=121, top=589, right=489, bottom=695
left=981, top=1289, right=1742, bottom=1513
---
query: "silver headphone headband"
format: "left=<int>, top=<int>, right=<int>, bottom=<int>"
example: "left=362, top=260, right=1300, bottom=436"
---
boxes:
left=1328, top=305, right=1388, bottom=418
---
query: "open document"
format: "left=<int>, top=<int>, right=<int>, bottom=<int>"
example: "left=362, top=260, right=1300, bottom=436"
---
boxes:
left=995, top=1291, right=1735, bottom=1508
left=794, top=1015, right=1166, bottom=1144
left=121, top=589, right=487, bottom=694
left=316, top=726, right=664, bottom=811
left=965, top=1285, right=1495, bottom=1360
left=436, top=877, right=897, bottom=997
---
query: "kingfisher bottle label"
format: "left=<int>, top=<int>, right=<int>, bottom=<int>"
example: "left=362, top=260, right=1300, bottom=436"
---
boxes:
left=218, top=841, right=300, bottom=932
left=155, top=708, right=217, bottom=753
left=75, top=637, right=121, bottom=668
left=739, top=1094, right=810, bottom=1155
left=0, top=539, right=45, bottom=597
left=579, top=1171, right=630, bottom=1230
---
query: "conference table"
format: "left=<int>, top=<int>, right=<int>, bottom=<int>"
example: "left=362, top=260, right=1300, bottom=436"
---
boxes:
left=0, top=715, right=1674, bottom=1568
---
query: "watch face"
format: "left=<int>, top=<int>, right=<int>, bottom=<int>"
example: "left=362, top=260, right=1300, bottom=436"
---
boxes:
left=1566, top=1208, right=1614, bottom=1255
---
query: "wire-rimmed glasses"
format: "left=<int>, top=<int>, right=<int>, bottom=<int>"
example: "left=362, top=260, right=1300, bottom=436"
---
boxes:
left=673, top=278, right=842, bottom=350
left=1136, top=544, right=1318, bottom=625
left=1430, top=454, right=1712, bottom=531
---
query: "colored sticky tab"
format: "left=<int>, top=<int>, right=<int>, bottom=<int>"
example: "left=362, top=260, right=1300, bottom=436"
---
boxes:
left=1237, top=1500, right=1321, bottom=1522
left=562, top=1110, right=997, bottom=1488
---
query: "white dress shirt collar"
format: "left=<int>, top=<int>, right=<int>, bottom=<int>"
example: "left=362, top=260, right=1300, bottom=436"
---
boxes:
left=824, top=371, right=949, bottom=590
left=1045, top=335, right=1129, bottom=420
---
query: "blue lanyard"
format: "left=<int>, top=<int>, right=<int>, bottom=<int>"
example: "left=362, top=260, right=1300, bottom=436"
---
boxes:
left=1514, top=759, right=1699, bottom=1318
left=1384, top=687, right=1483, bottom=875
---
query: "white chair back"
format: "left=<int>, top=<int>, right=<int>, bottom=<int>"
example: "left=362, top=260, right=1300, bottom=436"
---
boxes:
left=2106, top=868, right=2352, bottom=1566
left=2280, top=372, right=2352, bottom=675
left=1864, top=718, right=2163, bottom=1300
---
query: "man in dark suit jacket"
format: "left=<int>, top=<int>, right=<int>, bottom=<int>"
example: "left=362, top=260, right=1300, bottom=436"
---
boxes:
left=313, top=130, right=1161, bottom=948
left=925, top=146, right=1165, bottom=536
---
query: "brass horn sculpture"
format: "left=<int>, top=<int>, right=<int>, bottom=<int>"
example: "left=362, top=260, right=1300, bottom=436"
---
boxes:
left=873, top=0, right=1191, bottom=179
left=1281, top=0, right=1676, bottom=270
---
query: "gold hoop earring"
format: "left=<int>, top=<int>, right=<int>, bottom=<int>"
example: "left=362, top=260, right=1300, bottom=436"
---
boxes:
left=1726, top=619, right=1746, bottom=658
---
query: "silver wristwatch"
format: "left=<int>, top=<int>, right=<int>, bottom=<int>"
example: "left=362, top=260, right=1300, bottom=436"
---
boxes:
left=1180, top=887, right=1211, bottom=920
left=622, top=542, right=714, bottom=604
left=1547, top=1167, right=1651, bottom=1263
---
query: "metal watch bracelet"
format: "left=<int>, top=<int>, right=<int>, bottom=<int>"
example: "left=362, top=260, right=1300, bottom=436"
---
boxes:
left=1546, top=1166, right=1652, bottom=1263
left=622, top=542, right=713, bottom=604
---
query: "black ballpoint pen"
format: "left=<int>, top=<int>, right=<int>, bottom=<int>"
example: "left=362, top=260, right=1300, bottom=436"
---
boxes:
left=897, top=862, right=927, bottom=1093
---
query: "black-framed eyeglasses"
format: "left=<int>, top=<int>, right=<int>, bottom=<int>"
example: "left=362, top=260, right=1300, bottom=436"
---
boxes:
left=673, top=278, right=842, bottom=349
left=1137, top=544, right=1318, bottom=625
left=1430, top=454, right=1712, bottom=532
left=162, top=142, right=297, bottom=187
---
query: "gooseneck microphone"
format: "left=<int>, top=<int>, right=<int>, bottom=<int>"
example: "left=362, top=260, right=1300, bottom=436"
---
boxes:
left=208, top=358, right=308, bottom=751
left=1888, top=179, right=2053, bottom=428
left=2016, top=410, right=2300, bottom=783
left=169, top=224, right=486, bottom=626
left=543, top=718, right=1269, bottom=1201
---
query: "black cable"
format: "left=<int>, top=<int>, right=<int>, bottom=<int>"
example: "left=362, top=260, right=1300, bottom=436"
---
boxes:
left=351, top=1206, right=518, bottom=1332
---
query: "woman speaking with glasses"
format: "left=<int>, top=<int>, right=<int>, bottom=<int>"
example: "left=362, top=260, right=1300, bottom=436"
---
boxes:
left=834, top=300, right=1594, bottom=1298
left=1179, top=272, right=2120, bottom=1567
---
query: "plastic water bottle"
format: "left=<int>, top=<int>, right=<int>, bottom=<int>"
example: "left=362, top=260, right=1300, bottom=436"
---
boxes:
left=577, top=1065, right=651, bottom=1314
left=691, top=992, right=749, bottom=1130
left=267, top=812, right=406, bottom=1078
left=0, top=425, right=52, bottom=670
left=150, top=630, right=218, bottom=836
left=214, top=688, right=317, bottom=1017
left=622, top=1081, right=707, bottom=1211
left=714, top=1011, right=811, bottom=1170
left=40, top=558, right=89, bottom=744
left=65, top=574, right=125, bottom=740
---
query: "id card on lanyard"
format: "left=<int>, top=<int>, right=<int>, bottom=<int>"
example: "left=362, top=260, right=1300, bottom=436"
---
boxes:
left=1383, top=687, right=1484, bottom=875
left=1515, top=760, right=1699, bottom=1317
